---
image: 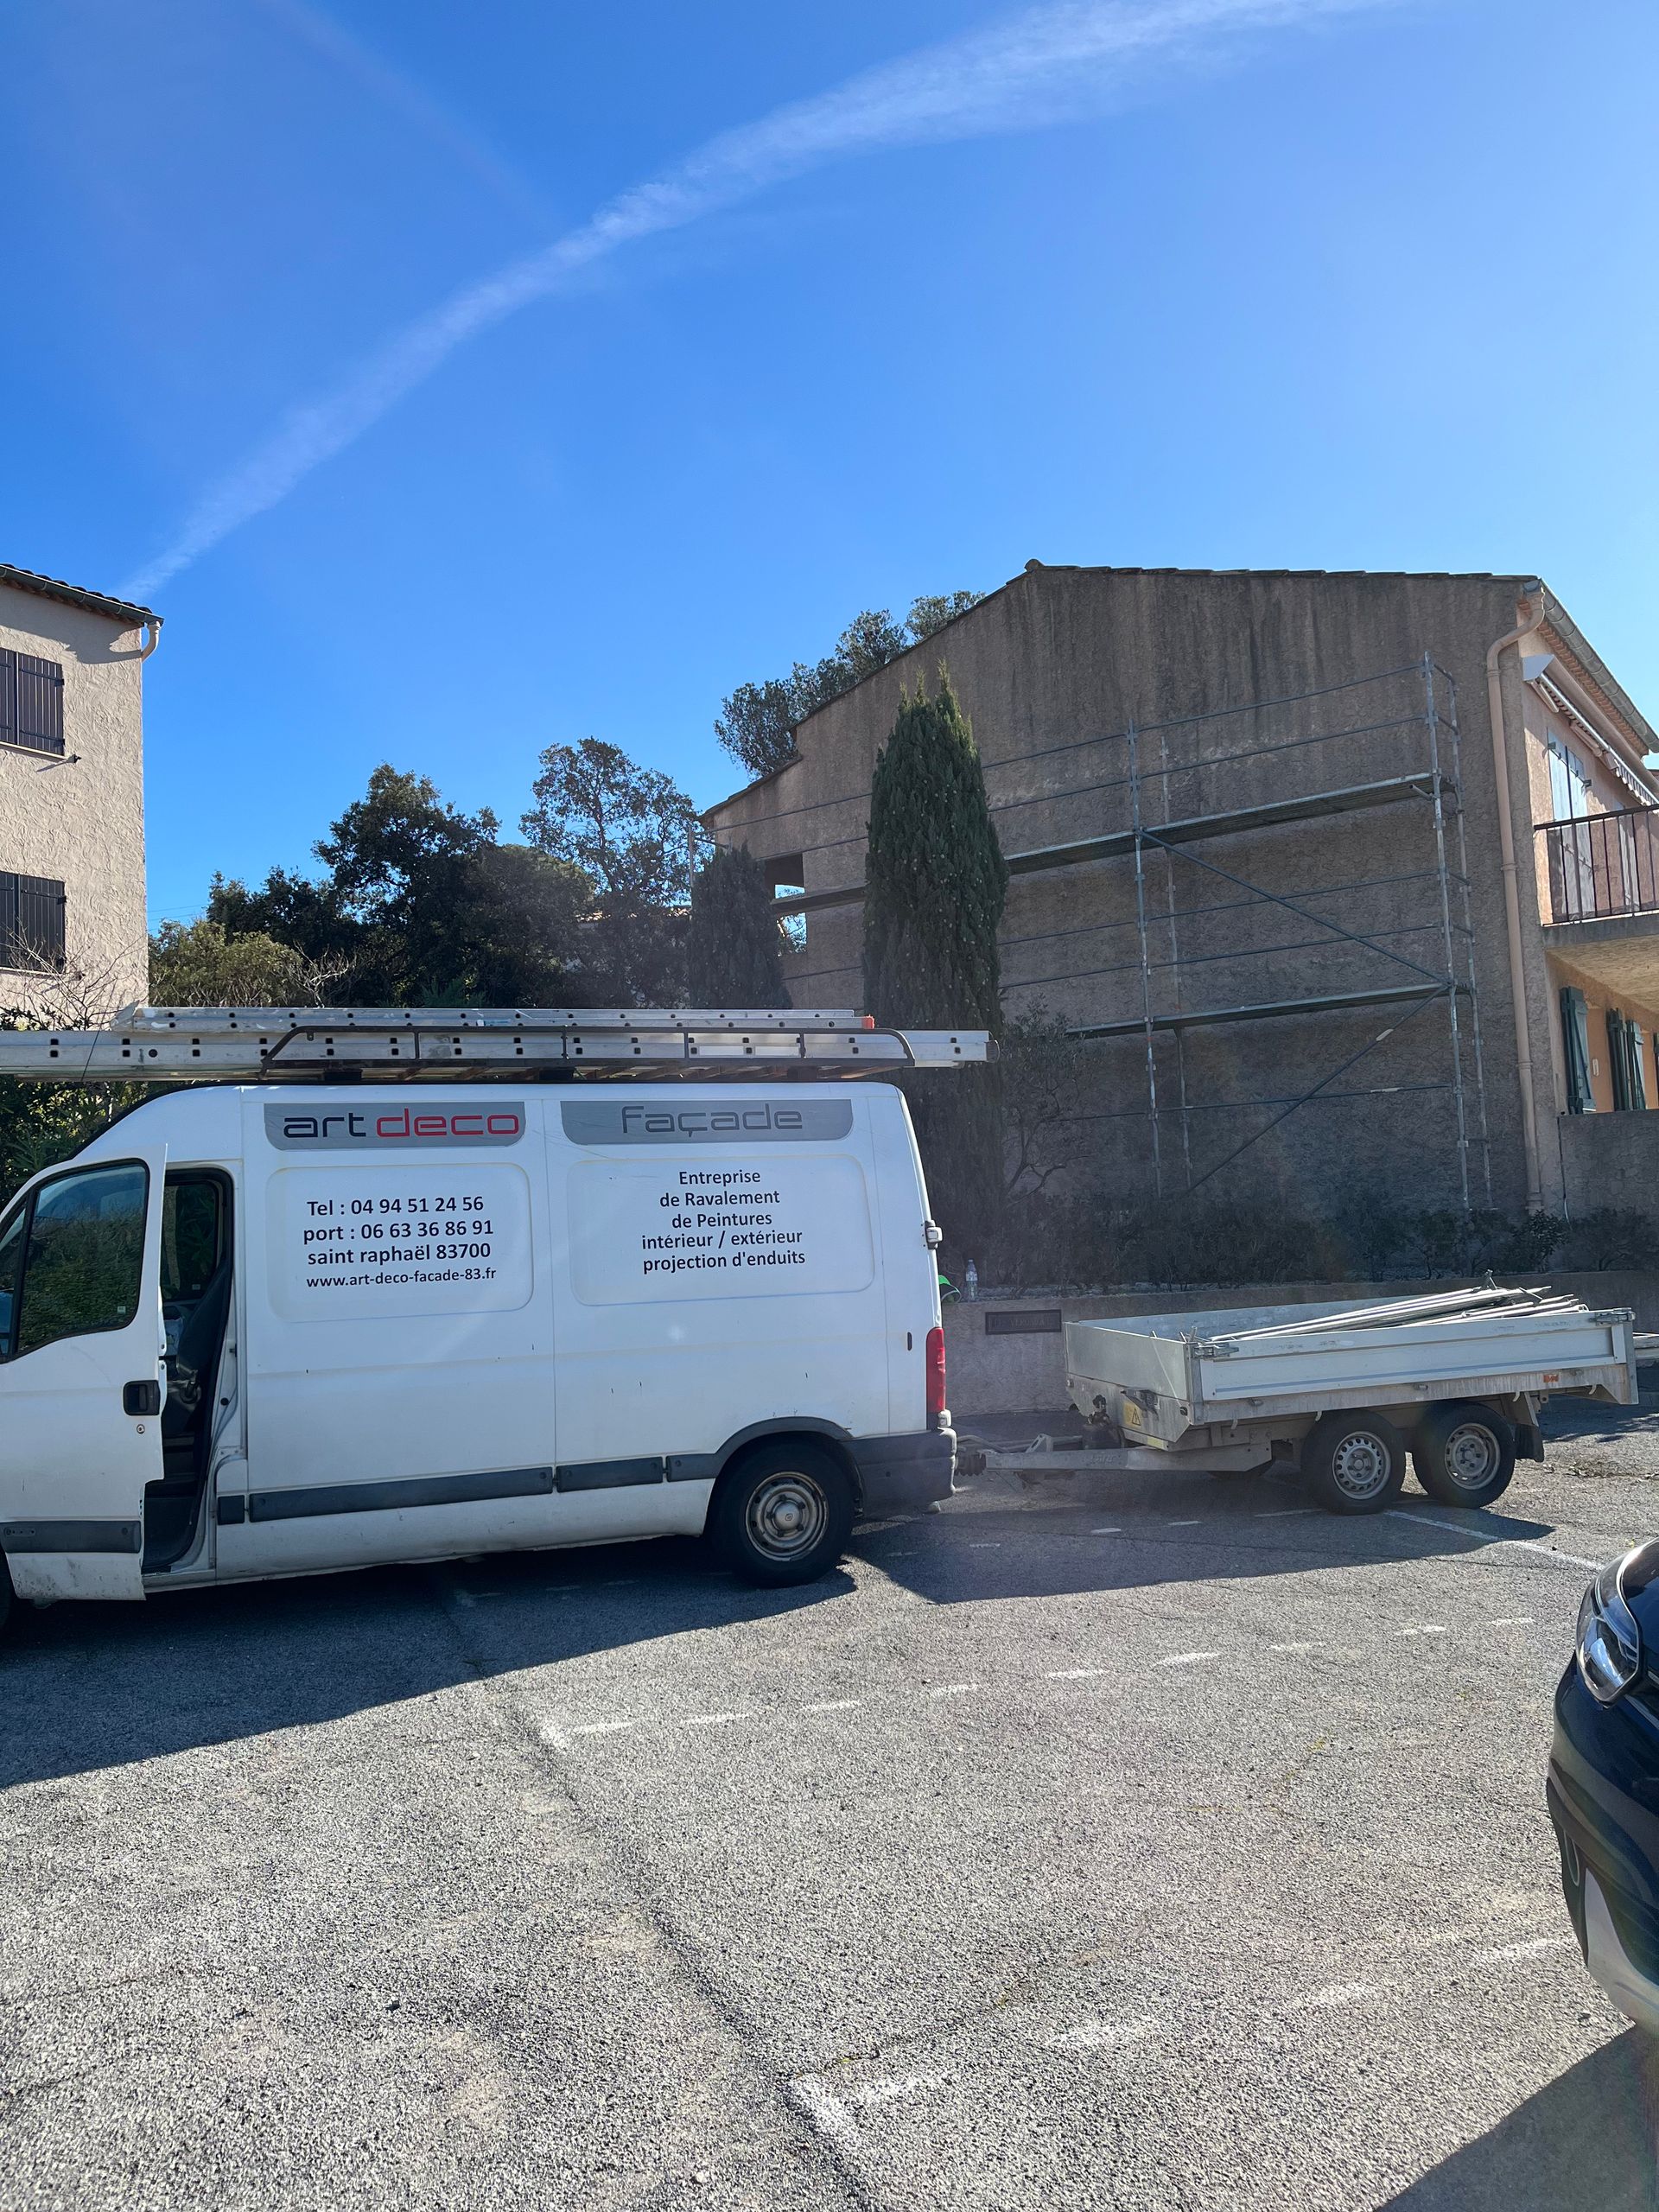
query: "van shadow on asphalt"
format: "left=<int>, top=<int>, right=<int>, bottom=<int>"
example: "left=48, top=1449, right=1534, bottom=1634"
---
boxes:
left=2, top=1466, right=1573, bottom=1790
left=0, top=1538, right=853, bottom=1790
left=1380, top=2030, right=1659, bottom=2210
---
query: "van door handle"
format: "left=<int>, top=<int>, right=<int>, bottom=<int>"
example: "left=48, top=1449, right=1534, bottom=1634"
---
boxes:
left=124, top=1381, right=162, bottom=1416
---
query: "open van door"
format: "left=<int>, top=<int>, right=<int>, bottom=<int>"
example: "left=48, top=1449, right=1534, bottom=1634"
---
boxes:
left=0, top=1145, right=168, bottom=1602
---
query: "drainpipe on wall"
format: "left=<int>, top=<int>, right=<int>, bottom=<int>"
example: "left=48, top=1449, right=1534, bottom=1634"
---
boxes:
left=1487, top=582, right=1547, bottom=1213
left=136, top=616, right=163, bottom=660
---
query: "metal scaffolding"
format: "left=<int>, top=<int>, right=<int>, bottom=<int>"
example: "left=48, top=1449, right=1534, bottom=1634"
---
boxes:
left=741, top=652, right=1494, bottom=1211
left=1030, top=655, right=1493, bottom=1210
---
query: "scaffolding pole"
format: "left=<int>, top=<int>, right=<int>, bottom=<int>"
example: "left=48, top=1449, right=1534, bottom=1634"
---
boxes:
left=1039, top=659, right=1492, bottom=1212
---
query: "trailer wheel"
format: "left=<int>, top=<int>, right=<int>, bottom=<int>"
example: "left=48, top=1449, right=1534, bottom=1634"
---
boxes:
left=1302, top=1411, right=1406, bottom=1515
left=1411, top=1402, right=1516, bottom=1509
left=711, top=1440, right=855, bottom=1587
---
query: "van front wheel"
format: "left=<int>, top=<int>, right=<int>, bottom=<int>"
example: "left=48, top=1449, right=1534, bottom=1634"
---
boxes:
left=713, top=1442, right=855, bottom=1586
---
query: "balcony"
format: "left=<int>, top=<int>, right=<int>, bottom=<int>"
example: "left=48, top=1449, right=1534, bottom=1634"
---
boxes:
left=1536, top=803, right=1659, bottom=1008
left=1537, top=803, right=1659, bottom=925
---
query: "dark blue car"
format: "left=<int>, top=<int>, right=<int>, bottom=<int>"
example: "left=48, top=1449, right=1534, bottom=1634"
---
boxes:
left=1549, top=1541, right=1659, bottom=2033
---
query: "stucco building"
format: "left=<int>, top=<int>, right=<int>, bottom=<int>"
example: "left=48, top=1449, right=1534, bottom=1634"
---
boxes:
left=0, top=564, right=159, bottom=1015
left=705, top=565, right=1659, bottom=1222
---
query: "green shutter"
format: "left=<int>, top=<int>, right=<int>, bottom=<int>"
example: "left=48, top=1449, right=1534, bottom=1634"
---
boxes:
left=1631, top=1025, right=1651, bottom=1109
left=1561, top=987, right=1596, bottom=1114
left=1610, top=1011, right=1632, bottom=1110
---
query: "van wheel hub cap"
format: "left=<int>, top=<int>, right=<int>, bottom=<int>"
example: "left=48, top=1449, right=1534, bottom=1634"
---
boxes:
left=748, top=1473, right=828, bottom=1558
left=1445, top=1423, right=1497, bottom=1488
left=1332, top=1433, right=1389, bottom=1498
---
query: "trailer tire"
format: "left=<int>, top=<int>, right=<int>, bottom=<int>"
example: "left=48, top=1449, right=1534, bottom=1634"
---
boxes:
left=1411, top=1402, right=1516, bottom=1509
left=1302, top=1411, right=1406, bottom=1515
left=711, top=1440, right=855, bottom=1587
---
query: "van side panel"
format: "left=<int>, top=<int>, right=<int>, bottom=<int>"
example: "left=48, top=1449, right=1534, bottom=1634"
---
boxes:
left=224, top=1090, right=568, bottom=1573
left=867, top=1087, right=941, bottom=1439
left=549, top=1090, right=893, bottom=1500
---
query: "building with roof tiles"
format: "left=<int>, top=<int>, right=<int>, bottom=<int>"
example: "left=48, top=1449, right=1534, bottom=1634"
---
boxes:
left=705, top=564, right=1659, bottom=1223
left=0, top=565, right=160, bottom=1016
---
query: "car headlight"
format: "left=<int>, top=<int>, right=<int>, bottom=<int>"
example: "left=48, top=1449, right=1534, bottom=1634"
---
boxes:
left=1577, top=1549, right=1648, bottom=1704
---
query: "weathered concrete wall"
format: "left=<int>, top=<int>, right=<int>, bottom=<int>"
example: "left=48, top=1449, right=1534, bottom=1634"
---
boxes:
left=709, top=566, right=1657, bottom=1224
left=0, top=583, right=149, bottom=1012
left=1556, top=1113, right=1659, bottom=1219
left=944, top=1273, right=1659, bottom=1418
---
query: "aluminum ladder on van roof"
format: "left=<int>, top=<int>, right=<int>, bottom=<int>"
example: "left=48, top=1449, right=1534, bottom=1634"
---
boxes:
left=0, top=1006, right=995, bottom=1081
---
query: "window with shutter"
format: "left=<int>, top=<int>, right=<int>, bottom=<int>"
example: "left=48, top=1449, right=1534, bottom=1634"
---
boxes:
left=0, top=651, right=66, bottom=755
left=0, top=873, right=67, bottom=970
left=1560, top=987, right=1596, bottom=1114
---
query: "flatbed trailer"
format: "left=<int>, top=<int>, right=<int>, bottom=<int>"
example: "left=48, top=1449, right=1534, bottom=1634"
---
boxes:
left=994, top=1286, right=1638, bottom=1513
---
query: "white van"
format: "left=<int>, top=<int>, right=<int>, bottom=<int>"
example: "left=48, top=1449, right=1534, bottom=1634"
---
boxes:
left=0, top=1079, right=952, bottom=1627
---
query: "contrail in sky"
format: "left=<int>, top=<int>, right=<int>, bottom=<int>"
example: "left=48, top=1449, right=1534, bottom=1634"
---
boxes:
left=124, top=0, right=1400, bottom=600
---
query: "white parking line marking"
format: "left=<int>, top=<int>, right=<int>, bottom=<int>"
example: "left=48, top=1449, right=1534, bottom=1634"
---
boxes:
left=1167, top=1518, right=1201, bottom=1527
left=1491, top=1617, right=1535, bottom=1627
left=1398, top=1624, right=1447, bottom=1637
left=1292, top=1980, right=1381, bottom=2010
left=1257, top=1508, right=1316, bottom=1518
left=1090, top=1526, right=1122, bottom=1535
left=572, top=1719, right=637, bottom=1736
left=1046, top=1667, right=1108, bottom=1680
left=452, top=1590, right=477, bottom=1609
left=789, top=2078, right=860, bottom=2155
left=847, top=2075, right=942, bottom=2108
left=1384, top=1510, right=1602, bottom=1571
left=929, top=1682, right=978, bottom=1698
left=1054, top=2017, right=1157, bottom=2050
left=803, top=1700, right=863, bottom=1714
left=1270, top=1641, right=1319, bottom=1654
left=969, top=1542, right=1002, bottom=1549
left=1160, top=1651, right=1218, bottom=1668
left=684, top=1712, right=747, bottom=1727
left=1478, top=1935, right=1577, bottom=1962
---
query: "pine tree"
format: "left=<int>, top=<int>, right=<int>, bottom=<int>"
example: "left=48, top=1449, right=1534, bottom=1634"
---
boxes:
left=862, top=674, right=1007, bottom=1255
left=688, top=844, right=790, bottom=1007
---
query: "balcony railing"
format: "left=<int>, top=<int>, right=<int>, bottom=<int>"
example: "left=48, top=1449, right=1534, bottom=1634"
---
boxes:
left=1536, top=802, right=1659, bottom=924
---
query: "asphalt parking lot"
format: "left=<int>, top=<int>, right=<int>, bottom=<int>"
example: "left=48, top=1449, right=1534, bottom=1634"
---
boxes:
left=6, top=1397, right=1659, bottom=2211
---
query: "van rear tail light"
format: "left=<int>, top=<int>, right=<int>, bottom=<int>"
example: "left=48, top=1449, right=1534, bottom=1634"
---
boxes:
left=926, top=1325, right=947, bottom=1426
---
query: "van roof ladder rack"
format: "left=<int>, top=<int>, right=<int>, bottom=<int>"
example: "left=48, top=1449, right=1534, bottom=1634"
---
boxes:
left=0, top=1006, right=995, bottom=1083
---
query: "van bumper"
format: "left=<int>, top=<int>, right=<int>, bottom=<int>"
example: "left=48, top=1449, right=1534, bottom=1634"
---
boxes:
left=851, top=1427, right=956, bottom=1512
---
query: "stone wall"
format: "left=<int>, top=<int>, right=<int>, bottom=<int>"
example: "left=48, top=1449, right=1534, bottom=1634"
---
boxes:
left=1556, top=1112, right=1659, bottom=1219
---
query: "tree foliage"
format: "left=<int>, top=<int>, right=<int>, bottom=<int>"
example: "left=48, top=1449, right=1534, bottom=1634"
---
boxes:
left=687, top=845, right=789, bottom=1008
left=863, top=675, right=1006, bottom=1030
left=149, top=918, right=327, bottom=1007
left=209, top=765, right=590, bottom=1007
left=521, top=739, right=704, bottom=1005
left=861, top=672, right=1007, bottom=1255
left=714, top=591, right=986, bottom=780
left=1000, top=1005, right=1096, bottom=1195
left=0, top=962, right=149, bottom=1205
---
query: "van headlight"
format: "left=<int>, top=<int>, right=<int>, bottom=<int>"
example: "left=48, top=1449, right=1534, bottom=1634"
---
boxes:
left=1577, top=1551, right=1646, bottom=1704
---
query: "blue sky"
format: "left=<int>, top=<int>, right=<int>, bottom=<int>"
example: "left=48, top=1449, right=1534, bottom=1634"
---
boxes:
left=5, top=0, right=1656, bottom=926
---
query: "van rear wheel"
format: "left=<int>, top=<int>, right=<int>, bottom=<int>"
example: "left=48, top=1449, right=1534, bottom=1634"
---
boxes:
left=713, top=1441, right=855, bottom=1586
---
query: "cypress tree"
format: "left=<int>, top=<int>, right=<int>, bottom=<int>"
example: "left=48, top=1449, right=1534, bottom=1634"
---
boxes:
left=862, top=674, right=1007, bottom=1254
left=688, top=843, right=790, bottom=1007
